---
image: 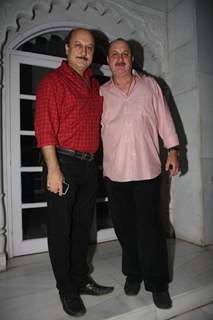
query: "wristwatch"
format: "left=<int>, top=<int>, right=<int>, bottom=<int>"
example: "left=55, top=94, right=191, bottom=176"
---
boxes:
left=168, top=146, right=180, bottom=155
left=168, top=146, right=179, bottom=151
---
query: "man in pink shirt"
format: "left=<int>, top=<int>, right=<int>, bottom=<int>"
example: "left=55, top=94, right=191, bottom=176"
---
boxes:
left=101, top=38, right=179, bottom=309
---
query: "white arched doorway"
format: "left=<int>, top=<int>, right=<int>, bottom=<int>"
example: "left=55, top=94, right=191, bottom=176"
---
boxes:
left=2, top=0, right=166, bottom=257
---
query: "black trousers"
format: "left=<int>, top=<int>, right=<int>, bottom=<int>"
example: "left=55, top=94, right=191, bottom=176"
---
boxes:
left=106, top=175, right=169, bottom=292
left=46, top=154, right=98, bottom=295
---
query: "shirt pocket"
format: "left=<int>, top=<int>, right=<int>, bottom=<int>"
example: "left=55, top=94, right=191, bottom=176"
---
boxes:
left=130, top=99, right=158, bottom=140
left=102, top=100, right=124, bottom=126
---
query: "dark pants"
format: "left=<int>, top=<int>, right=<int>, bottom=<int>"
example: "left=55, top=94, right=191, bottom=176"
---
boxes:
left=105, top=175, right=169, bottom=292
left=46, top=154, right=98, bottom=295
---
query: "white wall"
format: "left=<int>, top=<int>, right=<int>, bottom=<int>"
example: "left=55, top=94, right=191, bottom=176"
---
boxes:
left=168, top=0, right=213, bottom=245
left=168, top=0, right=204, bottom=245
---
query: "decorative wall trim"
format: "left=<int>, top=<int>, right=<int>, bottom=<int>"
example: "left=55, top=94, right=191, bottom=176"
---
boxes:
left=1, top=0, right=167, bottom=73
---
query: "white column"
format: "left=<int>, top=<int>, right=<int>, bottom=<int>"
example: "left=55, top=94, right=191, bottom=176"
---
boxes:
left=0, top=60, right=7, bottom=271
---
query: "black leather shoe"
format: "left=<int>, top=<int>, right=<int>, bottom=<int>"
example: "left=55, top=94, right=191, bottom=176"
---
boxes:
left=60, top=294, right=86, bottom=317
left=124, top=278, right=141, bottom=296
left=80, top=277, right=114, bottom=296
left=152, top=291, right=172, bottom=309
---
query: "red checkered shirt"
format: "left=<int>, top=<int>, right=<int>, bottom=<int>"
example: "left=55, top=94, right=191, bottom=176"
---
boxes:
left=35, top=61, right=103, bottom=153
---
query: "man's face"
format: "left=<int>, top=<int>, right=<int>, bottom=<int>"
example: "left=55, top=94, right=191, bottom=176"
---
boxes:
left=65, top=29, right=95, bottom=75
left=107, top=40, right=132, bottom=77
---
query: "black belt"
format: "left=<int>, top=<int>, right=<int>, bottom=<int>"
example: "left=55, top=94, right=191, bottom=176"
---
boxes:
left=57, top=147, right=95, bottom=162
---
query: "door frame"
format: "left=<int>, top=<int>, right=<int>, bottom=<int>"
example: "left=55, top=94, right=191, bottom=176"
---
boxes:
left=8, top=51, right=63, bottom=256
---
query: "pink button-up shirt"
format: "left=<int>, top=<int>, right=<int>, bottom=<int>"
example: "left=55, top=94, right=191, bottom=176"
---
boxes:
left=100, top=71, right=179, bottom=182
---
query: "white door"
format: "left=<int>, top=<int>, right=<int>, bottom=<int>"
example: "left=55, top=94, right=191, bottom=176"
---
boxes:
left=9, top=50, right=115, bottom=256
left=10, top=51, right=63, bottom=256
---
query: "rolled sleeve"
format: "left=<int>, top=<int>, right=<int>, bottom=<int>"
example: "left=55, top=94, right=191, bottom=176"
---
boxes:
left=154, top=81, right=179, bottom=149
left=34, top=77, right=59, bottom=147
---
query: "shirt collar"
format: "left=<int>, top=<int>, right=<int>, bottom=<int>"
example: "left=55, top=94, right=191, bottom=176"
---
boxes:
left=109, top=69, right=143, bottom=90
left=60, top=60, right=93, bottom=79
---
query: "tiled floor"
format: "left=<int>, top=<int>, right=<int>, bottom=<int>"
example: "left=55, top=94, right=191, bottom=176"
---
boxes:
left=0, top=239, right=213, bottom=320
left=172, top=303, right=213, bottom=320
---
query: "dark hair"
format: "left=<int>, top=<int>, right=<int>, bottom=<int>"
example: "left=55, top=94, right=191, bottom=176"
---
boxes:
left=108, top=38, right=132, bottom=55
left=65, top=28, right=95, bottom=45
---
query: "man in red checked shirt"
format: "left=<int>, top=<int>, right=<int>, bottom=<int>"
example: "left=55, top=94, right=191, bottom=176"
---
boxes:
left=35, top=28, right=113, bottom=317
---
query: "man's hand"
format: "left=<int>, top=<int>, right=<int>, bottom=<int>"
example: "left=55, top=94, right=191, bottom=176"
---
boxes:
left=42, top=145, right=64, bottom=196
left=165, top=149, right=180, bottom=176
left=47, top=167, right=64, bottom=196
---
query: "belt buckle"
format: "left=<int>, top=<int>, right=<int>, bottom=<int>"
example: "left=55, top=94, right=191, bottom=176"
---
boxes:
left=81, top=153, right=87, bottom=161
left=88, top=153, right=94, bottom=161
left=88, top=154, right=93, bottom=161
left=78, top=151, right=94, bottom=161
left=86, top=153, right=93, bottom=161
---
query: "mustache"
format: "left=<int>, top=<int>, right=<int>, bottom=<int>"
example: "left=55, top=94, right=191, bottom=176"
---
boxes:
left=115, top=62, right=126, bottom=66
left=77, top=56, right=88, bottom=61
